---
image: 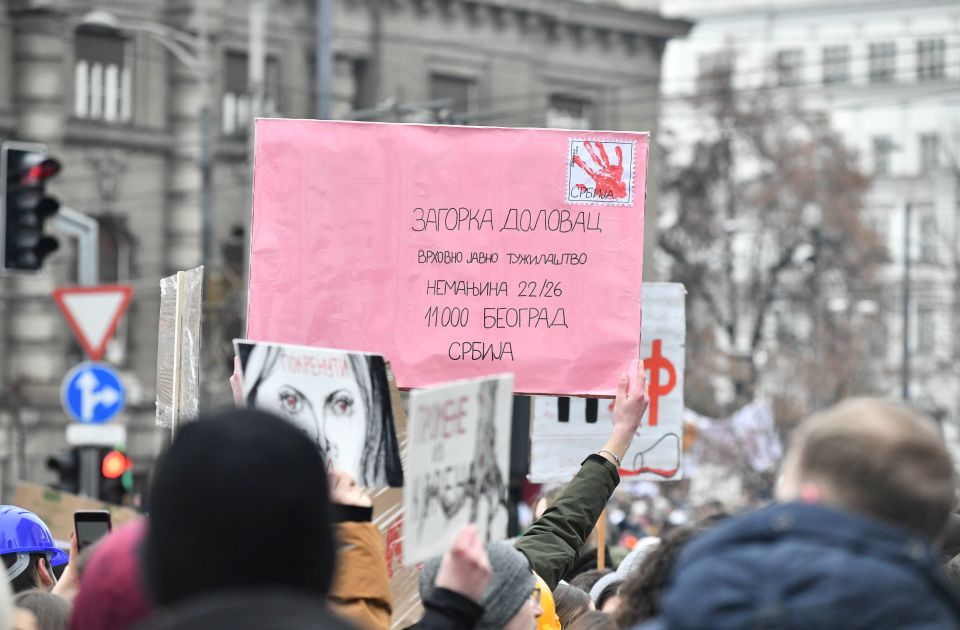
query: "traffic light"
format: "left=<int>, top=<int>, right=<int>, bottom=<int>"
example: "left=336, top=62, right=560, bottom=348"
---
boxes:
left=46, top=449, right=80, bottom=494
left=1, top=142, right=61, bottom=272
left=99, top=448, right=132, bottom=505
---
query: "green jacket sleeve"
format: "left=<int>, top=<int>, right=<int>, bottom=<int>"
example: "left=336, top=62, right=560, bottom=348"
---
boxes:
left=514, top=454, right=620, bottom=590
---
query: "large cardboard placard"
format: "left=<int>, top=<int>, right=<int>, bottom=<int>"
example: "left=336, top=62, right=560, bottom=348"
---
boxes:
left=247, top=120, right=648, bottom=396
left=234, top=339, right=404, bottom=488
left=403, top=374, right=514, bottom=564
left=530, top=283, right=686, bottom=483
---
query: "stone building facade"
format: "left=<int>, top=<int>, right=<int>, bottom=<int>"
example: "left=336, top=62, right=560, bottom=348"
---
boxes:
left=0, top=0, right=690, bottom=499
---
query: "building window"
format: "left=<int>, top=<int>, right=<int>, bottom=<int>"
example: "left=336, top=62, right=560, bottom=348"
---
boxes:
left=222, top=52, right=280, bottom=137
left=868, top=42, right=896, bottom=83
left=872, top=136, right=893, bottom=175
left=917, top=305, right=936, bottom=354
left=918, top=211, right=937, bottom=263
left=822, top=45, right=849, bottom=85
left=917, top=39, right=945, bottom=81
left=74, top=30, right=132, bottom=122
left=775, top=49, right=803, bottom=86
left=919, top=133, right=940, bottom=172
left=545, top=95, right=592, bottom=129
left=429, top=74, right=477, bottom=119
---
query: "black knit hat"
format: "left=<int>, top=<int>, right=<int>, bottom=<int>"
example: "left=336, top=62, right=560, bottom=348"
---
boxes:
left=143, top=408, right=336, bottom=606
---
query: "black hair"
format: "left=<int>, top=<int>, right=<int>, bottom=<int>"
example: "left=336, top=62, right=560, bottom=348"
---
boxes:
left=596, top=578, right=623, bottom=611
left=352, top=354, right=403, bottom=487
left=554, top=582, right=592, bottom=627
left=568, top=568, right=612, bottom=593
left=1, top=553, right=49, bottom=593
left=615, top=526, right=701, bottom=627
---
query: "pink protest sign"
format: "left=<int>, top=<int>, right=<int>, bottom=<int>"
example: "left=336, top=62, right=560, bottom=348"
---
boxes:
left=247, top=120, right=648, bottom=396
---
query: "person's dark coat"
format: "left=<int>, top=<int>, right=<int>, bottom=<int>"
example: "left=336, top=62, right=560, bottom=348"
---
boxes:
left=650, top=501, right=960, bottom=629
left=515, top=454, right=620, bottom=590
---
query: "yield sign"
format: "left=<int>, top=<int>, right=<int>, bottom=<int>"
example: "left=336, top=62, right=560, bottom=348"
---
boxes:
left=52, top=285, right=134, bottom=361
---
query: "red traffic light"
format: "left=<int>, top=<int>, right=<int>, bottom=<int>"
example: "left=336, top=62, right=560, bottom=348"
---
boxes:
left=20, top=158, right=61, bottom=187
left=101, top=450, right=130, bottom=479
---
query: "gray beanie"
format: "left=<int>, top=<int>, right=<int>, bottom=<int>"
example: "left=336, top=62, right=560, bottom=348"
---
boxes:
left=419, top=540, right=535, bottom=629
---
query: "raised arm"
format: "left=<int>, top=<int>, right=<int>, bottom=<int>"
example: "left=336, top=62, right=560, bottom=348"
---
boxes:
left=515, top=361, right=649, bottom=589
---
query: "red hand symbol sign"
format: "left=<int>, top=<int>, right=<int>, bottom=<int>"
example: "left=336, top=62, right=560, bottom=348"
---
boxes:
left=572, top=141, right=628, bottom=199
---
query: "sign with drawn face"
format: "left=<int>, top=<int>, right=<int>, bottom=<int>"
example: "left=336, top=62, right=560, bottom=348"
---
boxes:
left=529, top=283, right=686, bottom=483
left=403, top=373, right=513, bottom=564
left=247, top=120, right=648, bottom=397
left=234, top=340, right=404, bottom=488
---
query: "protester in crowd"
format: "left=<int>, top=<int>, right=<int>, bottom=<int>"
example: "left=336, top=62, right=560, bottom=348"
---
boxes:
left=419, top=360, right=649, bottom=628
left=69, top=520, right=151, bottom=630
left=614, top=527, right=699, bottom=628
left=566, top=610, right=619, bottom=630
left=13, top=591, right=68, bottom=630
left=553, top=582, right=593, bottom=627
left=413, top=525, right=491, bottom=629
left=648, top=398, right=960, bottom=628
left=615, top=537, right=660, bottom=579
left=0, top=507, right=69, bottom=594
left=589, top=574, right=623, bottom=614
left=569, top=569, right=612, bottom=593
left=516, top=361, right=649, bottom=590
left=144, top=408, right=490, bottom=629
left=142, top=409, right=348, bottom=623
left=531, top=485, right=613, bottom=579
left=420, top=540, right=540, bottom=630
left=327, top=470, right=392, bottom=628
left=533, top=574, right=561, bottom=630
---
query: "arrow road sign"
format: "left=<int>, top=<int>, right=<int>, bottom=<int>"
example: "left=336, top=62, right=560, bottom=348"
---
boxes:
left=52, top=285, right=133, bottom=361
left=61, top=362, right=126, bottom=424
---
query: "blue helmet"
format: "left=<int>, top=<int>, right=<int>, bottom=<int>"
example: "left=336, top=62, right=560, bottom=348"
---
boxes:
left=0, top=506, right=69, bottom=570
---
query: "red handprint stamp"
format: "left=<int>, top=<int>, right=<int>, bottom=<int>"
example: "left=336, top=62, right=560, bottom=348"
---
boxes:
left=567, top=139, right=635, bottom=206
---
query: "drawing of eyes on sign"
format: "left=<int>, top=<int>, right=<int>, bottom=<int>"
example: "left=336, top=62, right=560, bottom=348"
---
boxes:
left=529, top=283, right=687, bottom=484
left=233, top=339, right=404, bottom=489
left=246, top=121, right=647, bottom=397
left=402, top=373, right=514, bottom=565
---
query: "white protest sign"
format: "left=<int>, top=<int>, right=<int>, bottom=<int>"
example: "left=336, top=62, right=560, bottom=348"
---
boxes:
left=530, top=283, right=685, bottom=483
left=403, top=373, right=514, bottom=565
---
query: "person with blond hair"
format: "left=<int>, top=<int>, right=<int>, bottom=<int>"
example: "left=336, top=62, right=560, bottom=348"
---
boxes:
left=642, top=399, right=960, bottom=629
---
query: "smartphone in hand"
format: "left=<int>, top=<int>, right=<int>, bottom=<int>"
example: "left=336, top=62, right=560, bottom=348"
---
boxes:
left=74, top=510, right=112, bottom=551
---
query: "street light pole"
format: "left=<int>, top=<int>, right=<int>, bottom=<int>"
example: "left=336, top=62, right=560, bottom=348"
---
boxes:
left=197, top=8, right=214, bottom=274
left=902, top=201, right=913, bottom=401
left=316, top=0, right=332, bottom=119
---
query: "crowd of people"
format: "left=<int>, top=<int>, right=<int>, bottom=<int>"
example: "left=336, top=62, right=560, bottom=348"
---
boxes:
left=1, top=359, right=960, bottom=628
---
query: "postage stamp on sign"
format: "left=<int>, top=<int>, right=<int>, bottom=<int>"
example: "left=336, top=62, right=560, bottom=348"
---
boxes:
left=566, top=139, right=636, bottom=206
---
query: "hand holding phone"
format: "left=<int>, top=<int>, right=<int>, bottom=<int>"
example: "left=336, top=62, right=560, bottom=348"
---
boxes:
left=74, top=510, right=112, bottom=551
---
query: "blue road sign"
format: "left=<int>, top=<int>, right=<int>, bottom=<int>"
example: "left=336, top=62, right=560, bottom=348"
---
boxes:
left=61, top=362, right=125, bottom=424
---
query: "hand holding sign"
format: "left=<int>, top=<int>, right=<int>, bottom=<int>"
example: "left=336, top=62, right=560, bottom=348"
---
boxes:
left=602, top=360, right=650, bottom=464
left=435, top=525, right=492, bottom=604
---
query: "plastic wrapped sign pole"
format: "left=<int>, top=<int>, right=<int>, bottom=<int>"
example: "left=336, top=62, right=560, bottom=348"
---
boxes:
left=171, top=270, right=185, bottom=437
left=156, top=266, right=203, bottom=433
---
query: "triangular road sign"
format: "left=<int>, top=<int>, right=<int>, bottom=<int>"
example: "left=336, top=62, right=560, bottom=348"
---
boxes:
left=52, top=285, right=134, bottom=361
